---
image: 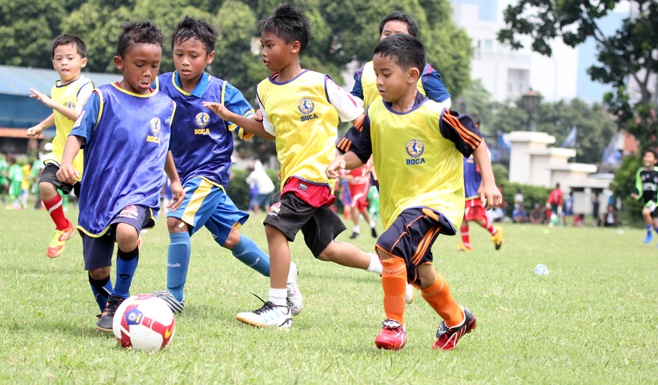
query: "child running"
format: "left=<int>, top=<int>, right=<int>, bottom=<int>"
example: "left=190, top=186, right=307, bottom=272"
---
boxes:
left=328, top=33, right=501, bottom=350
left=632, top=149, right=658, bottom=244
left=57, top=20, right=184, bottom=332
left=204, top=4, right=412, bottom=329
left=26, top=34, right=94, bottom=257
left=152, top=16, right=302, bottom=315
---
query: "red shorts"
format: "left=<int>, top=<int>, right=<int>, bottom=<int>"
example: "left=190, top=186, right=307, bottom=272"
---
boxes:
left=464, top=198, right=487, bottom=221
left=348, top=184, right=369, bottom=211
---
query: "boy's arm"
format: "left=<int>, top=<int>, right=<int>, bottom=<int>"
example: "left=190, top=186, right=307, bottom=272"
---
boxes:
left=350, top=65, right=365, bottom=103
left=164, top=151, right=185, bottom=211
left=421, top=65, right=452, bottom=108
left=26, top=114, right=55, bottom=137
left=327, top=152, right=365, bottom=180
left=471, top=141, right=502, bottom=209
left=56, top=135, right=84, bottom=185
left=631, top=168, right=643, bottom=200
left=202, top=101, right=275, bottom=140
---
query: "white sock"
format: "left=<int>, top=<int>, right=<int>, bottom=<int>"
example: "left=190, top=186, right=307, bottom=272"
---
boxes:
left=369, top=220, right=376, bottom=228
left=366, top=253, right=382, bottom=274
left=287, top=262, right=298, bottom=284
left=269, top=288, right=288, bottom=307
left=353, top=225, right=360, bottom=234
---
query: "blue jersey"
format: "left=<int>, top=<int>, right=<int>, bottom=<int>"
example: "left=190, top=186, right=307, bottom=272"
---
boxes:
left=463, top=157, right=481, bottom=200
left=71, top=83, right=176, bottom=236
left=156, top=72, right=254, bottom=187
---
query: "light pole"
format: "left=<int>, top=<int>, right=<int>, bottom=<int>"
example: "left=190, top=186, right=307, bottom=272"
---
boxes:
left=522, top=88, right=540, bottom=132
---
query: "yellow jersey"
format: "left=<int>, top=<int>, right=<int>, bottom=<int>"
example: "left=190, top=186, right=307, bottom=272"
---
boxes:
left=360, top=96, right=482, bottom=229
left=50, top=76, right=94, bottom=180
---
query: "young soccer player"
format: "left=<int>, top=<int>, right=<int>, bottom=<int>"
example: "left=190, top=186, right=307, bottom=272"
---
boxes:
left=456, top=114, right=503, bottom=252
left=26, top=34, right=94, bottom=257
left=341, top=165, right=377, bottom=239
left=152, top=16, right=301, bottom=315
left=328, top=33, right=502, bottom=350
left=631, top=149, right=658, bottom=244
left=57, top=20, right=184, bottom=332
left=350, top=11, right=451, bottom=109
left=204, top=4, right=411, bottom=329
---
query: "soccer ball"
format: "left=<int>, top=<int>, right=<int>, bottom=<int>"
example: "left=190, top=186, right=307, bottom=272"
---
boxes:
left=112, top=294, right=176, bottom=352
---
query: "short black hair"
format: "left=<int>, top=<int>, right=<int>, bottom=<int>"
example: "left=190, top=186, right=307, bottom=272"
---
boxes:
left=378, top=11, right=420, bottom=38
left=171, top=16, right=218, bottom=54
left=258, top=3, right=311, bottom=54
left=52, top=34, right=87, bottom=58
left=470, top=113, right=480, bottom=127
left=116, top=20, right=164, bottom=58
left=643, top=148, right=657, bottom=159
left=373, top=33, right=425, bottom=73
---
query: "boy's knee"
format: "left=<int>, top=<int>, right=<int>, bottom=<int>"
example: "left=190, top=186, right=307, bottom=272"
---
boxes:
left=167, top=217, right=187, bottom=233
left=416, top=264, right=436, bottom=289
left=222, top=227, right=241, bottom=249
left=88, top=267, right=110, bottom=280
left=115, top=223, right=138, bottom=250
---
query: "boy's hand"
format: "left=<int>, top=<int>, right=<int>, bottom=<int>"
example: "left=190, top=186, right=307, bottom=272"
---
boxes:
left=56, top=164, right=79, bottom=185
left=26, top=125, right=43, bottom=138
left=254, top=109, right=263, bottom=122
left=480, top=184, right=503, bottom=210
left=326, top=156, right=346, bottom=179
left=631, top=193, right=638, bottom=199
left=29, top=89, right=55, bottom=108
left=168, top=180, right=185, bottom=212
left=203, top=101, right=233, bottom=121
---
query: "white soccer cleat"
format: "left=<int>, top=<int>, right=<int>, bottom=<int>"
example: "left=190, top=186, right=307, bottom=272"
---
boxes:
left=405, top=283, right=415, bottom=304
left=236, top=297, right=292, bottom=329
left=286, top=262, right=303, bottom=316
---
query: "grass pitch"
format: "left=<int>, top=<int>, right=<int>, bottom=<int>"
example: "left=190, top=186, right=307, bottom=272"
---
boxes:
left=1, top=208, right=656, bottom=384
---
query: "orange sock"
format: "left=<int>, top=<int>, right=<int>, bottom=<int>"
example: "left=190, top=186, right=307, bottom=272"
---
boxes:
left=381, top=257, right=407, bottom=325
left=421, top=272, right=464, bottom=327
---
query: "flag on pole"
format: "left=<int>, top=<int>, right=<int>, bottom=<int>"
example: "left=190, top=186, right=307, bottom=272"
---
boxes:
left=561, top=125, right=577, bottom=148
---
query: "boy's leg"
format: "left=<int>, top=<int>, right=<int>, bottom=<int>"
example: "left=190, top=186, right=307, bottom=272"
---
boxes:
left=38, top=164, right=75, bottom=257
left=349, top=205, right=361, bottom=238
left=642, top=207, right=653, bottom=243
left=473, top=203, right=503, bottom=250
left=82, top=232, right=114, bottom=315
left=457, top=216, right=471, bottom=251
left=164, top=221, right=191, bottom=305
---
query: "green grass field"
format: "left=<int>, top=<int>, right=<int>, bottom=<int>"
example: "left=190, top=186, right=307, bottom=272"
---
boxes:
left=1, top=207, right=657, bottom=384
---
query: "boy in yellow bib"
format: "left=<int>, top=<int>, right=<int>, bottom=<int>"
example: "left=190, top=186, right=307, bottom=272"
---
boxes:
left=328, top=34, right=502, bottom=351
left=27, top=34, right=93, bottom=258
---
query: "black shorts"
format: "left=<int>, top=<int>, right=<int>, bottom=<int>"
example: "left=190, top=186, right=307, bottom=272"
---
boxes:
left=263, top=192, right=346, bottom=257
left=81, top=205, right=153, bottom=270
left=376, top=207, right=454, bottom=287
left=38, top=163, right=80, bottom=196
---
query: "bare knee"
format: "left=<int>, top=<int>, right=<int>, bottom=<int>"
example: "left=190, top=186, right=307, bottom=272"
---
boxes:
left=222, top=226, right=241, bottom=249
left=317, top=242, right=337, bottom=262
left=39, top=182, right=57, bottom=200
left=417, top=264, right=436, bottom=289
left=115, top=223, right=138, bottom=251
left=89, top=266, right=111, bottom=280
left=167, top=217, right=188, bottom=233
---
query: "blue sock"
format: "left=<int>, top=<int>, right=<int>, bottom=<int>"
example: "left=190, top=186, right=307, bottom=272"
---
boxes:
left=647, top=225, right=653, bottom=233
left=113, top=247, right=139, bottom=298
left=89, top=274, right=113, bottom=313
left=228, top=235, right=270, bottom=277
left=167, top=232, right=191, bottom=302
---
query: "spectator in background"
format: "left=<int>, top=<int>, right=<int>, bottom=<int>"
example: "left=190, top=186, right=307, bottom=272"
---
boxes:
left=513, top=188, right=524, bottom=211
left=546, top=183, right=563, bottom=228
left=512, top=205, right=528, bottom=223
left=246, top=159, right=275, bottom=215
left=572, top=213, right=585, bottom=227
left=564, top=191, right=574, bottom=226
left=601, top=204, right=620, bottom=227
left=592, top=192, right=601, bottom=226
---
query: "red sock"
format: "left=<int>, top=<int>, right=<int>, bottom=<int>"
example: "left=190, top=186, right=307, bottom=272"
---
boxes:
left=481, top=219, right=497, bottom=235
left=43, top=195, right=69, bottom=230
left=460, top=221, right=470, bottom=248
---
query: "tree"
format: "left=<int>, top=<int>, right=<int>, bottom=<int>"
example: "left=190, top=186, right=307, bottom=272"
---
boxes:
left=498, top=0, right=658, bottom=146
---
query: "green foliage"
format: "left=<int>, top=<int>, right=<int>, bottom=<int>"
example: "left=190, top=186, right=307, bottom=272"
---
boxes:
left=455, top=79, right=494, bottom=132
left=492, top=163, right=508, bottom=184
left=501, top=182, right=551, bottom=213
left=498, top=0, right=658, bottom=146
left=610, top=153, right=643, bottom=223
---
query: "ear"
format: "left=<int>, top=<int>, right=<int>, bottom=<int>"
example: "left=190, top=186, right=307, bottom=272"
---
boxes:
left=81, top=57, right=88, bottom=68
left=407, top=67, right=420, bottom=84
left=290, top=41, right=301, bottom=54
left=206, top=51, right=215, bottom=65
left=113, top=56, right=123, bottom=71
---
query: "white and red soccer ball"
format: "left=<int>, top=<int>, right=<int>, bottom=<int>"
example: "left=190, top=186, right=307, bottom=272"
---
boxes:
left=112, top=294, right=175, bottom=352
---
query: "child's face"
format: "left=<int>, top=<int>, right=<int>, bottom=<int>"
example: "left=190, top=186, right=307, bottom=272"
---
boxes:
left=173, top=38, right=214, bottom=83
left=52, top=43, right=87, bottom=84
left=379, top=20, right=410, bottom=41
left=114, top=43, right=162, bottom=94
left=373, top=53, right=417, bottom=104
left=260, top=32, right=297, bottom=73
left=643, top=151, right=656, bottom=168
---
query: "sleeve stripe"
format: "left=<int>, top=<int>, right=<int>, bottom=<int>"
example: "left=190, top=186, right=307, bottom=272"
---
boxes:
left=337, top=138, right=352, bottom=152
left=443, top=112, right=481, bottom=148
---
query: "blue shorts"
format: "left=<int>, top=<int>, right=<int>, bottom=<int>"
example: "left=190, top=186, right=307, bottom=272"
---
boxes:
left=254, top=192, right=273, bottom=208
left=81, top=205, right=153, bottom=270
left=376, top=207, right=455, bottom=287
left=168, top=177, right=249, bottom=246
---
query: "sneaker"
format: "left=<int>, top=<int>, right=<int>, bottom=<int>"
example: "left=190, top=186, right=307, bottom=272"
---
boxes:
left=47, top=221, right=76, bottom=258
left=491, top=227, right=503, bottom=250
left=433, top=307, right=477, bottom=350
left=152, top=290, right=184, bottom=314
left=96, top=295, right=125, bottom=333
left=349, top=232, right=359, bottom=239
left=286, top=262, right=303, bottom=316
left=405, top=283, right=414, bottom=304
left=236, top=295, right=292, bottom=329
left=371, top=227, right=378, bottom=238
left=644, top=232, right=653, bottom=244
left=375, top=319, right=407, bottom=350
left=456, top=243, right=472, bottom=252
